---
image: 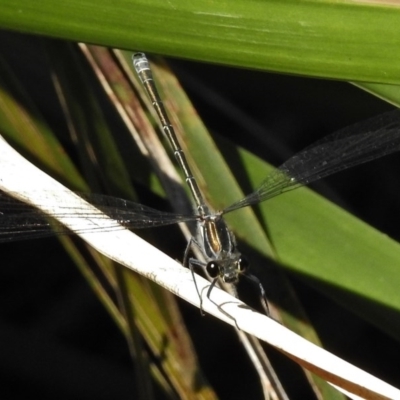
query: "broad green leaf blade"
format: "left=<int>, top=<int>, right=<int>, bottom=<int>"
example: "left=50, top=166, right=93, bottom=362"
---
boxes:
left=237, top=146, right=400, bottom=339
left=1, top=0, right=400, bottom=83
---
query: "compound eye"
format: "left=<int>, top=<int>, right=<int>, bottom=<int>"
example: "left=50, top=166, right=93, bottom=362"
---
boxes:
left=238, top=255, right=249, bottom=272
left=206, top=261, right=220, bottom=278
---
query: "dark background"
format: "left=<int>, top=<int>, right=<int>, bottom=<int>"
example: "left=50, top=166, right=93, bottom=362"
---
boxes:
left=0, top=30, right=399, bottom=399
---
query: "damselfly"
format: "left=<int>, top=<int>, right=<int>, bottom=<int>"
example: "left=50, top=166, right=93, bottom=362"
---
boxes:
left=1, top=53, right=400, bottom=314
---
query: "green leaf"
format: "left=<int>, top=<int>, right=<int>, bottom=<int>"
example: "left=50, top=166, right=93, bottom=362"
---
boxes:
left=1, top=0, right=400, bottom=83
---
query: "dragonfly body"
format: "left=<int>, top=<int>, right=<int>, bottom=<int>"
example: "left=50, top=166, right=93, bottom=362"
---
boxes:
left=133, top=53, right=263, bottom=308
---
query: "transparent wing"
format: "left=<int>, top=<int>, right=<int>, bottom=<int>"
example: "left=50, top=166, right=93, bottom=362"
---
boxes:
left=224, top=109, right=400, bottom=213
left=0, top=191, right=196, bottom=242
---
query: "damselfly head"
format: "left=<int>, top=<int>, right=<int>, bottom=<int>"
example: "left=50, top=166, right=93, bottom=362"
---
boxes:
left=206, top=252, right=249, bottom=283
